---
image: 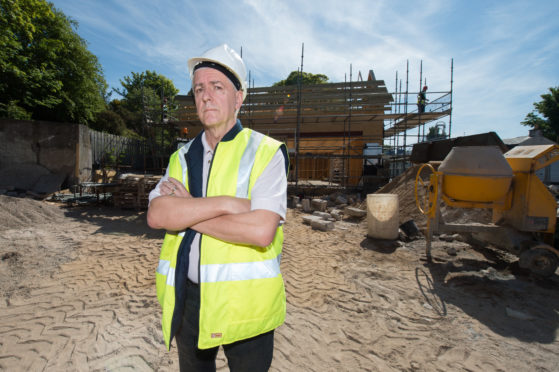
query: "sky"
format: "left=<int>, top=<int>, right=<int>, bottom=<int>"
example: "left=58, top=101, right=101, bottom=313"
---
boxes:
left=50, top=0, right=559, bottom=142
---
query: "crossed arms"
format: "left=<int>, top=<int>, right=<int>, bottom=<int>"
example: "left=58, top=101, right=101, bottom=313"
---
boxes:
left=146, top=177, right=280, bottom=247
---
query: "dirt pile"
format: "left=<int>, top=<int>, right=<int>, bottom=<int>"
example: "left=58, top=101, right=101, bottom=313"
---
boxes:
left=375, top=165, right=492, bottom=228
left=0, top=195, right=66, bottom=231
left=375, top=164, right=426, bottom=226
left=0, top=196, right=79, bottom=299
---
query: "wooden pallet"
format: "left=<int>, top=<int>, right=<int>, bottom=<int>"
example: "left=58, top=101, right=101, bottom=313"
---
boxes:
left=112, top=174, right=161, bottom=209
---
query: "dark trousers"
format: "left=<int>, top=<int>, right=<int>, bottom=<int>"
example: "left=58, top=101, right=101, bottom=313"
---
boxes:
left=175, top=280, right=274, bottom=372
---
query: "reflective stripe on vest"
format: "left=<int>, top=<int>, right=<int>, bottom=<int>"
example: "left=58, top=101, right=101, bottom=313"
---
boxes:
left=156, top=141, right=193, bottom=291
left=236, top=131, right=264, bottom=198
left=200, top=254, right=281, bottom=283
left=157, top=232, right=185, bottom=279
left=178, top=141, right=193, bottom=185
left=157, top=260, right=176, bottom=287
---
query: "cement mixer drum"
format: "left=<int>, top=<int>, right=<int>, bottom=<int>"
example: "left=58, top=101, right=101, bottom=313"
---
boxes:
left=438, top=146, right=513, bottom=203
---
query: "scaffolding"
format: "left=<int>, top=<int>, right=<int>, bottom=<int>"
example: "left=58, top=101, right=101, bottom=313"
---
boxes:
left=385, top=59, right=454, bottom=178
left=173, top=52, right=454, bottom=193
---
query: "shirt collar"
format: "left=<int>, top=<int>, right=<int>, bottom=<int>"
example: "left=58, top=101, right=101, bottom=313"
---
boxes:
left=201, top=132, right=213, bottom=156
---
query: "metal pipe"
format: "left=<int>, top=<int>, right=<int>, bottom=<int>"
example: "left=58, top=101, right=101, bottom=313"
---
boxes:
left=418, top=60, right=422, bottom=142
left=347, top=63, right=353, bottom=188
left=404, top=60, right=409, bottom=170
left=295, top=43, right=304, bottom=187
left=449, top=58, right=454, bottom=138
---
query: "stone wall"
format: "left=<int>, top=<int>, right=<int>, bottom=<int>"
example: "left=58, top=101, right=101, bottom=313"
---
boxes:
left=0, top=119, right=92, bottom=194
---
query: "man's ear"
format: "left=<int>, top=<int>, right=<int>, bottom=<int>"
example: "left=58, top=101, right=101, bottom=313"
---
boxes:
left=235, top=90, right=243, bottom=110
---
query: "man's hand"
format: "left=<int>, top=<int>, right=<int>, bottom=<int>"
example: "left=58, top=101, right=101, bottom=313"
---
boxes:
left=160, top=177, right=191, bottom=198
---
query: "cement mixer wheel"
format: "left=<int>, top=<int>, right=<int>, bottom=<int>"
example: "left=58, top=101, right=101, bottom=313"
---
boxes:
left=415, top=163, right=436, bottom=215
left=519, top=247, right=558, bottom=277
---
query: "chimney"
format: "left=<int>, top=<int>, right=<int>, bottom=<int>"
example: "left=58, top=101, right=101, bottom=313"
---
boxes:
left=529, top=128, right=543, bottom=137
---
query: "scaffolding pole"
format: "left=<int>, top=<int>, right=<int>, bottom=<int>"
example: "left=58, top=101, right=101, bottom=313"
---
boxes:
left=418, top=59, right=422, bottom=143
left=449, top=58, right=454, bottom=138
left=294, top=43, right=304, bottom=187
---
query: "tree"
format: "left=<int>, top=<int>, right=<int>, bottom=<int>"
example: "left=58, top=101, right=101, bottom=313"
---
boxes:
left=273, top=71, right=329, bottom=86
left=113, top=70, right=178, bottom=134
left=90, top=110, right=126, bottom=135
left=426, top=123, right=446, bottom=141
left=0, top=0, right=107, bottom=124
left=522, top=87, right=559, bottom=142
left=426, top=126, right=440, bottom=140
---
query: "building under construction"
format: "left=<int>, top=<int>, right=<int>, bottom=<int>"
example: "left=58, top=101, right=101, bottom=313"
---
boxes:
left=173, top=59, right=453, bottom=193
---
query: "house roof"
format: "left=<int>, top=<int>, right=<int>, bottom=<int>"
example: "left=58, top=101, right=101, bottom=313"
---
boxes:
left=503, top=135, right=556, bottom=146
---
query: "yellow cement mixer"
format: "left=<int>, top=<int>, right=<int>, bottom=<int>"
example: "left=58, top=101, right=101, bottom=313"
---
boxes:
left=415, top=144, right=559, bottom=276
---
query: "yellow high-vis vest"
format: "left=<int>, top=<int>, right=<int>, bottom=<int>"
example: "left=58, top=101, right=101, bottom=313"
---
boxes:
left=155, top=124, right=287, bottom=350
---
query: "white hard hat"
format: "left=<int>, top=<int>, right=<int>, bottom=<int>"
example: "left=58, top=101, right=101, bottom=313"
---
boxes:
left=188, top=44, right=247, bottom=101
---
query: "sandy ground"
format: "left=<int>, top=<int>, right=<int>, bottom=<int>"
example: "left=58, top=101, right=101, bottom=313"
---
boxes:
left=1, top=193, right=558, bottom=371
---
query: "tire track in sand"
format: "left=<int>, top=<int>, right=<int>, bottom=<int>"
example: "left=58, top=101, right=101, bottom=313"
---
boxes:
left=0, top=209, right=176, bottom=371
left=273, top=209, right=559, bottom=372
left=2, top=202, right=558, bottom=371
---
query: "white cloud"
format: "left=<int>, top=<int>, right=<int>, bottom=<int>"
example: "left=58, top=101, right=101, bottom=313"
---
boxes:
left=50, top=0, right=559, bottom=140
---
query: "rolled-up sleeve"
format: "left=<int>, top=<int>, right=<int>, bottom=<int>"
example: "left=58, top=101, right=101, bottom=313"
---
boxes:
left=148, top=167, right=170, bottom=206
left=250, top=149, right=287, bottom=221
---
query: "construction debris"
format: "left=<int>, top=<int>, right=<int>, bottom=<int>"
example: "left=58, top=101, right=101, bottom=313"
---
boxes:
left=302, top=215, right=322, bottom=225
left=112, top=174, right=161, bottom=209
left=311, top=219, right=335, bottom=231
left=311, top=199, right=328, bottom=212
left=344, top=206, right=367, bottom=218
left=301, top=199, right=312, bottom=213
left=295, top=193, right=368, bottom=233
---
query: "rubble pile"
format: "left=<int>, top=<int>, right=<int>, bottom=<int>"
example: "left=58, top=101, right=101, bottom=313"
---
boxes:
left=290, top=192, right=368, bottom=231
left=374, top=165, right=428, bottom=228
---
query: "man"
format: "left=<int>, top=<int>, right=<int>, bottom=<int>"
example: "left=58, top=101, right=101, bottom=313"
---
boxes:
left=147, top=44, right=288, bottom=371
left=417, top=85, right=428, bottom=113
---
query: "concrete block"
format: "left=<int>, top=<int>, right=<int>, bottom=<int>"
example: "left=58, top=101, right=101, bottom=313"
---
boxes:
left=302, top=198, right=312, bottom=213
left=344, top=206, right=366, bottom=218
left=330, top=209, right=343, bottom=221
left=311, top=219, right=334, bottom=231
left=311, top=198, right=327, bottom=212
left=312, top=211, right=331, bottom=219
left=302, top=215, right=322, bottom=225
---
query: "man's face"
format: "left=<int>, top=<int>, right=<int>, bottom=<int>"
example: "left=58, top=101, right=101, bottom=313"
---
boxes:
left=192, top=67, right=243, bottom=129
